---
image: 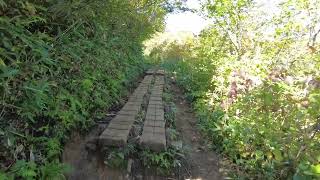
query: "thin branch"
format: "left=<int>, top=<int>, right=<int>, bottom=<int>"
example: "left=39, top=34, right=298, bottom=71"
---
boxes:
left=311, top=28, right=320, bottom=47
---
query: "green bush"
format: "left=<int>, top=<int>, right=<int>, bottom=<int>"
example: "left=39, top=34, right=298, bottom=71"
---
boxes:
left=152, top=32, right=320, bottom=178
left=212, top=82, right=320, bottom=178
left=144, top=1, right=320, bottom=176
left=0, top=0, right=168, bottom=177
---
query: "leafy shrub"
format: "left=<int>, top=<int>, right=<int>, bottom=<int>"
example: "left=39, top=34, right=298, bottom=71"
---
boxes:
left=217, top=82, right=320, bottom=178
left=104, top=144, right=136, bottom=169
left=6, top=160, right=70, bottom=180
left=140, top=148, right=184, bottom=175
left=153, top=34, right=320, bottom=178
left=0, top=0, right=169, bottom=177
left=144, top=0, right=320, bottom=177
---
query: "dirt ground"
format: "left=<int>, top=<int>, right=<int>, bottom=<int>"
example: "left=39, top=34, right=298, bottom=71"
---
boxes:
left=62, top=123, right=129, bottom=180
left=171, top=83, right=223, bottom=180
left=62, top=82, right=223, bottom=180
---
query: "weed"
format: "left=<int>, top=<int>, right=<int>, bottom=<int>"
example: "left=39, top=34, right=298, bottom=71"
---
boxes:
left=1, top=0, right=169, bottom=177
left=104, top=143, right=136, bottom=169
left=140, top=147, right=185, bottom=175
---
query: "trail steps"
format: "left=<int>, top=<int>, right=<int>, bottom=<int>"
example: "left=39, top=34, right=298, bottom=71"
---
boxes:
left=99, top=69, right=166, bottom=151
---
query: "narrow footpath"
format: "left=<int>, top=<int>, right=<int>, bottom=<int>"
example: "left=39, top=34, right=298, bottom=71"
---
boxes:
left=62, top=70, right=222, bottom=180
left=171, top=83, right=222, bottom=179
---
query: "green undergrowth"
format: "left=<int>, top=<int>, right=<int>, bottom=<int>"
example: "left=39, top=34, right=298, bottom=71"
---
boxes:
left=104, top=144, right=136, bottom=169
left=144, top=23, right=320, bottom=178
left=104, top=143, right=184, bottom=175
left=0, top=0, right=168, bottom=179
left=140, top=147, right=184, bottom=175
left=160, top=60, right=320, bottom=179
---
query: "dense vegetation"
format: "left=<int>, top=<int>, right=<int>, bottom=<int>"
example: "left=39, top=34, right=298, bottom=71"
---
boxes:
left=145, top=0, right=320, bottom=178
left=1, top=0, right=319, bottom=179
left=0, top=0, right=179, bottom=178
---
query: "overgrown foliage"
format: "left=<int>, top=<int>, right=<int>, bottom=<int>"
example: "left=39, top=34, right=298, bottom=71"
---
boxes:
left=140, top=147, right=184, bottom=175
left=145, top=0, right=320, bottom=178
left=0, top=0, right=175, bottom=178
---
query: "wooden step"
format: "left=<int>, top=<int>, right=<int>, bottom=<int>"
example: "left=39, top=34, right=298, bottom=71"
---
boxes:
left=99, top=75, right=153, bottom=147
left=145, top=69, right=166, bottom=76
left=140, top=75, right=166, bottom=151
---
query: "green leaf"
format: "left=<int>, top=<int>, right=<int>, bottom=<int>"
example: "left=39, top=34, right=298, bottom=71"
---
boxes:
left=255, top=150, right=263, bottom=159
left=0, top=66, right=19, bottom=78
left=0, top=0, right=6, bottom=8
left=273, top=149, right=283, bottom=161
left=82, top=79, right=93, bottom=91
left=311, top=164, right=320, bottom=174
left=293, top=174, right=307, bottom=180
left=0, top=171, right=9, bottom=180
left=263, top=92, right=273, bottom=106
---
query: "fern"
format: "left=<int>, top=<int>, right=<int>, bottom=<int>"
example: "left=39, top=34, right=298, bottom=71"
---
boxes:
left=1, top=0, right=169, bottom=177
left=10, top=160, right=37, bottom=180
left=46, top=139, right=62, bottom=160
left=40, top=162, right=70, bottom=180
left=0, top=171, right=10, bottom=180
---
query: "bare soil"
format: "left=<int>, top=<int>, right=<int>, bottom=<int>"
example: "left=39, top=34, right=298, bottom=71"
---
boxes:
left=171, top=83, right=223, bottom=180
left=62, top=124, right=128, bottom=180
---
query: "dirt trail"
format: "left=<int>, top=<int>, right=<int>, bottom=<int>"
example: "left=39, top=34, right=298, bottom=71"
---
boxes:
left=62, top=124, right=128, bottom=180
left=62, top=80, right=222, bottom=180
left=171, top=84, right=222, bottom=180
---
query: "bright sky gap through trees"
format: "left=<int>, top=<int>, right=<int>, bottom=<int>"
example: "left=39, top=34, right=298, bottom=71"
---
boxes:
left=165, top=0, right=282, bottom=35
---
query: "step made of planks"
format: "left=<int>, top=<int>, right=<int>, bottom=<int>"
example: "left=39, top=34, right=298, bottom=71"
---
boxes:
left=141, top=75, right=166, bottom=152
left=146, top=69, right=166, bottom=76
left=99, top=74, right=153, bottom=147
